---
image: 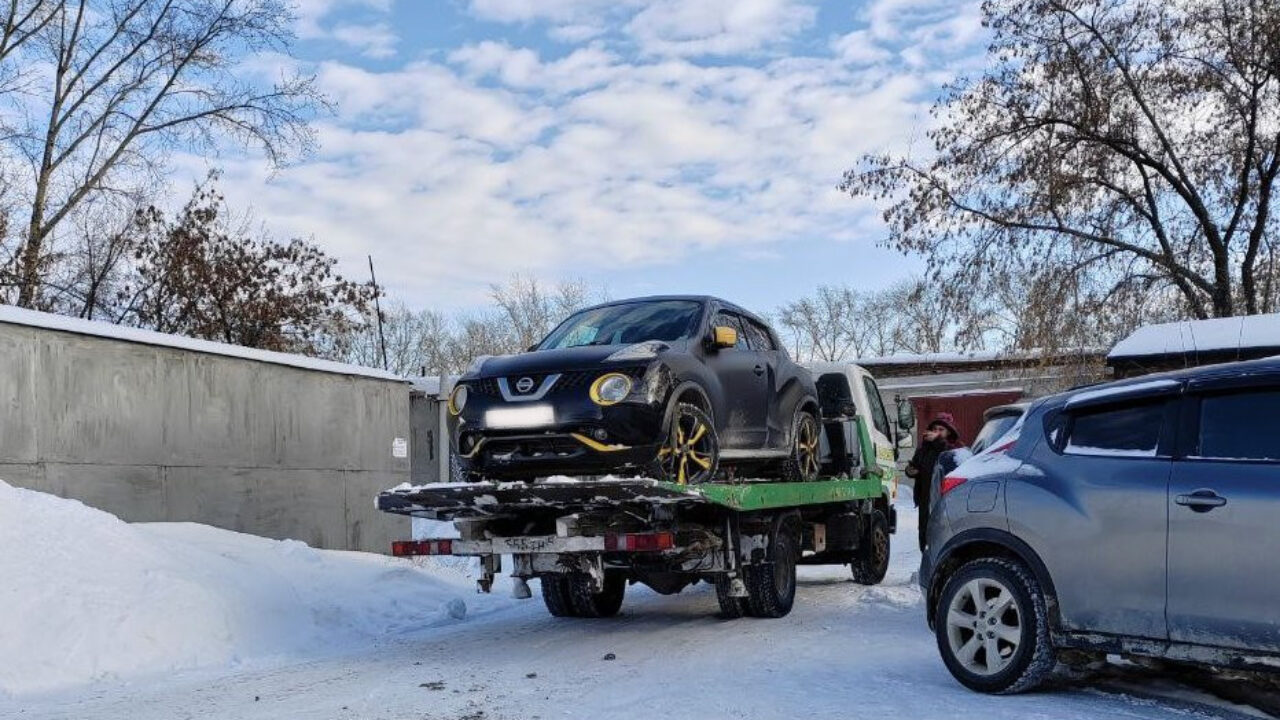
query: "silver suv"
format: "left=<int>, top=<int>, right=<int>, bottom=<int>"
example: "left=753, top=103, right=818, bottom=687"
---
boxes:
left=920, top=356, right=1280, bottom=693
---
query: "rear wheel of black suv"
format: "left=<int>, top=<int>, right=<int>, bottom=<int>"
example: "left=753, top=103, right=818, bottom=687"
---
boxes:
left=653, top=402, right=719, bottom=485
left=934, top=558, right=1054, bottom=694
left=778, top=410, right=821, bottom=482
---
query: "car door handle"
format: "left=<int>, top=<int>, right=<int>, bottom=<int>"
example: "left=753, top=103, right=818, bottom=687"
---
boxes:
left=753, top=364, right=765, bottom=376
left=1175, top=490, right=1227, bottom=513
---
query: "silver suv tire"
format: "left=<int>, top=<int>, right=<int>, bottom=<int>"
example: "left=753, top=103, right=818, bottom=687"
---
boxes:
left=934, top=557, right=1054, bottom=693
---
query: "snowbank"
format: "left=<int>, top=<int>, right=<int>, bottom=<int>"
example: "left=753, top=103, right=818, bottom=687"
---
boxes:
left=0, top=480, right=473, bottom=697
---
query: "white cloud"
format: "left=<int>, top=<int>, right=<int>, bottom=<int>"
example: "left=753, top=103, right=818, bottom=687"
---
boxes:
left=198, top=1, right=988, bottom=310
left=626, top=0, right=818, bottom=56
left=330, top=22, right=399, bottom=59
left=294, top=0, right=393, bottom=38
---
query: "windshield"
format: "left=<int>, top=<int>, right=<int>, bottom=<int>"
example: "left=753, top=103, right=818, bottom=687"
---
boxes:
left=971, top=413, right=1021, bottom=454
left=538, top=300, right=703, bottom=350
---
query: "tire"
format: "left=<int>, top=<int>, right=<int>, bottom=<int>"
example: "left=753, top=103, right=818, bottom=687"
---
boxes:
left=540, top=576, right=576, bottom=618
left=778, top=410, right=821, bottom=482
left=567, top=572, right=626, bottom=618
left=850, top=510, right=890, bottom=585
left=746, top=516, right=799, bottom=618
left=715, top=576, right=749, bottom=619
left=652, top=402, right=719, bottom=485
left=933, top=558, right=1054, bottom=694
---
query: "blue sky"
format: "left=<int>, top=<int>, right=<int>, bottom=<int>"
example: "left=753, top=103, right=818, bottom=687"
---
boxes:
left=198, top=0, right=989, bottom=317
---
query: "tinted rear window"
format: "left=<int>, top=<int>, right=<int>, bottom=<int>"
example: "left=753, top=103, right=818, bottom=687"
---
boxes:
left=1064, top=401, right=1165, bottom=457
left=1198, top=390, right=1280, bottom=461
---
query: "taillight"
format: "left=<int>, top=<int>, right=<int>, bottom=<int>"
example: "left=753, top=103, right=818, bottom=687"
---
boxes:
left=604, top=531, right=675, bottom=552
left=940, top=475, right=967, bottom=496
left=391, top=539, right=454, bottom=557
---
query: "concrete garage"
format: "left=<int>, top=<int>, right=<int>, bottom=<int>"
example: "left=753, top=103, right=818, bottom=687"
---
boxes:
left=0, top=305, right=411, bottom=553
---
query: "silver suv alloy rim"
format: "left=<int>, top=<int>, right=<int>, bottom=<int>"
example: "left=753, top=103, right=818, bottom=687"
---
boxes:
left=945, top=578, right=1022, bottom=675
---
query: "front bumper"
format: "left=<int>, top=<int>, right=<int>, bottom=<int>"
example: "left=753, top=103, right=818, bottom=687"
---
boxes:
left=449, top=369, right=668, bottom=480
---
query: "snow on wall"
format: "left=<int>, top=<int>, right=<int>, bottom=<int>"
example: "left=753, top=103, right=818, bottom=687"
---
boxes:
left=1109, top=313, right=1280, bottom=359
left=0, top=304, right=404, bottom=382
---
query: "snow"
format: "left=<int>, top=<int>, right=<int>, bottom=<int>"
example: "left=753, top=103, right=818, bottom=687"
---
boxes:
left=1066, top=378, right=1181, bottom=408
left=0, top=304, right=403, bottom=382
left=2, top=482, right=1269, bottom=719
left=0, top=480, right=480, bottom=698
left=1109, top=313, right=1280, bottom=359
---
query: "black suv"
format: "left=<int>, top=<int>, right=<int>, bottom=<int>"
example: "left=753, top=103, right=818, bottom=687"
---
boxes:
left=447, top=296, right=821, bottom=483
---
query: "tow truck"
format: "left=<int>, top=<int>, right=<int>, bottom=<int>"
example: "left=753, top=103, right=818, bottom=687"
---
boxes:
left=377, top=363, right=911, bottom=619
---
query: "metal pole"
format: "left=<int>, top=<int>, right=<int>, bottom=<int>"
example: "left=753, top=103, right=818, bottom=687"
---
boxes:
left=368, top=255, right=389, bottom=371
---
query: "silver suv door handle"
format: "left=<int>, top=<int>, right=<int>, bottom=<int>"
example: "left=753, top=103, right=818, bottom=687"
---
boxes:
left=1175, top=490, right=1227, bottom=513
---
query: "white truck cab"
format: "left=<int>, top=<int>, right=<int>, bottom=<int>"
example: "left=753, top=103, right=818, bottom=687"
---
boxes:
left=803, top=362, right=914, bottom=482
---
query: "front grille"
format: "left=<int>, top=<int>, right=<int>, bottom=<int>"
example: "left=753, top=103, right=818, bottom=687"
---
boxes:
left=470, top=378, right=499, bottom=396
left=485, top=436, right=585, bottom=459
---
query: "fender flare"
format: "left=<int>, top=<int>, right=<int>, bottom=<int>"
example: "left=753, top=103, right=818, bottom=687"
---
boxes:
left=662, top=380, right=713, bottom=430
left=927, top=528, right=1061, bottom=630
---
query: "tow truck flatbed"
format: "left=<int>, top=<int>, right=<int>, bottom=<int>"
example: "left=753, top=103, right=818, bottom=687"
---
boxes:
left=377, top=475, right=887, bottom=520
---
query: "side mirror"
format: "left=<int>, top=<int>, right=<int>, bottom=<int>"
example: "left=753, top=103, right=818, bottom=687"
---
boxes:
left=896, top=433, right=913, bottom=448
left=839, top=400, right=857, bottom=417
left=896, top=396, right=916, bottom=431
left=712, top=326, right=738, bottom=349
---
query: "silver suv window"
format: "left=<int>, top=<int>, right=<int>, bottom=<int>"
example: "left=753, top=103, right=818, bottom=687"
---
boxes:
left=1196, top=390, right=1280, bottom=461
left=1063, top=401, right=1165, bottom=458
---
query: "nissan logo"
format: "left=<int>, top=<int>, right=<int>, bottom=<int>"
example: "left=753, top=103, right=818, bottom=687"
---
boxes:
left=515, top=376, right=536, bottom=393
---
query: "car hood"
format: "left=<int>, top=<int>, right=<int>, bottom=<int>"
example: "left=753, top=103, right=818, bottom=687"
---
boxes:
left=470, top=341, right=683, bottom=378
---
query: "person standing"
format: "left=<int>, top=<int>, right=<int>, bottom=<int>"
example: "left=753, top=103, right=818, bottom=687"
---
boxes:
left=906, top=412, right=962, bottom=551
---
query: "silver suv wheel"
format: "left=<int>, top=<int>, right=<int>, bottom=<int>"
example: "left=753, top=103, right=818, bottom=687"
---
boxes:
left=934, top=558, right=1055, bottom=693
left=945, top=577, right=1022, bottom=675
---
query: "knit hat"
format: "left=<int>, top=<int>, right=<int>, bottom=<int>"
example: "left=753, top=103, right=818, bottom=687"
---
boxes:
left=928, top=412, right=961, bottom=445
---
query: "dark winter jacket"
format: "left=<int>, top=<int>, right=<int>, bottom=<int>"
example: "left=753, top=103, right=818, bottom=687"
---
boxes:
left=907, top=439, right=947, bottom=508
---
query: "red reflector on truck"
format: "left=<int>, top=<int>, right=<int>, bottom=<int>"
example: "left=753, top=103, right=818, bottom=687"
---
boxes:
left=391, top=539, right=454, bottom=557
left=604, top=532, right=674, bottom=552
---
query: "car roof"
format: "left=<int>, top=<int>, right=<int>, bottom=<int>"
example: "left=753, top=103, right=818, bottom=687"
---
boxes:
left=1047, top=355, right=1280, bottom=409
left=579, top=295, right=769, bottom=326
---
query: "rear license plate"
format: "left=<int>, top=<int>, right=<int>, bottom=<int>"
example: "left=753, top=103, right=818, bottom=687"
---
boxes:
left=485, top=405, right=554, bottom=429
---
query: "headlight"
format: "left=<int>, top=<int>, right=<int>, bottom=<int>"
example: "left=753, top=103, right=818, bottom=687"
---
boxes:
left=448, top=384, right=469, bottom=415
left=590, top=373, right=633, bottom=406
left=606, top=341, right=668, bottom=362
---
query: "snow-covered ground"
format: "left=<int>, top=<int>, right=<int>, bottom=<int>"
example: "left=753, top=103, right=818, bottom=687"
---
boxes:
left=1, top=480, right=1273, bottom=719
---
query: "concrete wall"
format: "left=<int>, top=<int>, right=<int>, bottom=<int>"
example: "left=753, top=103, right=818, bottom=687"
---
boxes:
left=0, top=321, right=410, bottom=552
left=409, top=391, right=443, bottom=486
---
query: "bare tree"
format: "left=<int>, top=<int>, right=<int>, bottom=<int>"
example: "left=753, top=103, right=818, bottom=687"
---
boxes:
left=777, top=286, right=863, bottom=361
left=1, top=0, right=323, bottom=308
left=489, top=274, right=603, bottom=351
left=843, top=0, right=1280, bottom=322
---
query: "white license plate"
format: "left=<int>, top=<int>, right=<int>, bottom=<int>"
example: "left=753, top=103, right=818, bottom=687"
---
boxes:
left=485, top=405, right=554, bottom=429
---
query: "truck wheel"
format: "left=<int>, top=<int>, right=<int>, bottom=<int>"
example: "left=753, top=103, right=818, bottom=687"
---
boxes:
left=540, top=576, right=577, bottom=617
left=934, top=558, right=1054, bottom=694
left=778, top=410, right=821, bottom=482
left=568, top=572, right=626, bottom=618
left=653, top=402, right=719, bottom=485
left=746, top=516, right=798, bottom=618
left=850, top=510, right=890, bottom=585
left=715, top=576, right=749, bottom=619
